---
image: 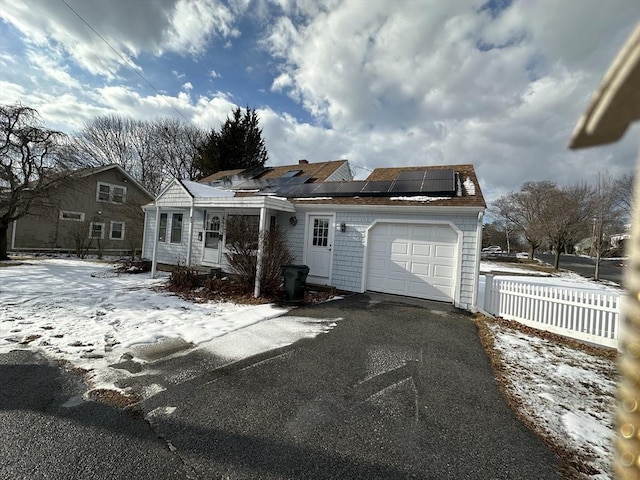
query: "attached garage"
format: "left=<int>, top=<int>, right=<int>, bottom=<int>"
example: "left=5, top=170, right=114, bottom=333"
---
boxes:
left=365, top=222, right=460, bottom=302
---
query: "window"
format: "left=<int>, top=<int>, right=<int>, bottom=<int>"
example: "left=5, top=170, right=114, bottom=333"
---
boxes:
left=158, top=213, right=168, bottom=242
left=312, top=218, right=329, bottom=246
left=59, top=210, right=85, bottom=221
left=110, top=221, right=125, bottom=240
left=89, top=222, right=105, bottom=239
left=96, top=182, right=127, bottom=204
left=170, top=213, right=183, bottom=243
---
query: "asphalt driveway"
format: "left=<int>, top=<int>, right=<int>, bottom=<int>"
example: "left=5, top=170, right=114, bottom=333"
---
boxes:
left=122, top=293, right=562, bottom=479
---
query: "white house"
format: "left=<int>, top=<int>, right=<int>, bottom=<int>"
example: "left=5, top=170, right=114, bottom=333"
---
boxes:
left=142, top=159, right=486, bottom=310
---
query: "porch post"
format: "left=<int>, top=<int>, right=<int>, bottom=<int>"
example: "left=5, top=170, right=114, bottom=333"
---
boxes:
left=186, top=205, right=194, bottom=267
left=254, top=206, right=268, bottom=298
left=151, top=206, right=160, bottom=277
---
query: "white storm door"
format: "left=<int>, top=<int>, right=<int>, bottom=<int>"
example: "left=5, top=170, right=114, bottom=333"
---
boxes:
left=306, top=215, right=334, bottom=281
left=202, top=211, right=222, bottom=265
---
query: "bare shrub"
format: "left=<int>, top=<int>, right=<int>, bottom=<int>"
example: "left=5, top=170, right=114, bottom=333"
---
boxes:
left=168, top=266, right=201, bottom=291
left=224, top=216, right=294, bottom=296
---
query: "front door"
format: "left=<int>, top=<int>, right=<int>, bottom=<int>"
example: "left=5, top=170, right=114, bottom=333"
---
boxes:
left=203, top=211, right=222, bottom=265
left=305, top=215, right=334, bottom=283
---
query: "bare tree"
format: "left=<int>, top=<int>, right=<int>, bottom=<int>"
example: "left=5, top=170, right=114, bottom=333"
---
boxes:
left=591, top=172, right=625, bottom=280
left=74, top=115, right=204, bottom=195
left=152, top=118, right=204, bottom=182
left=614, top=172, right=634, bottom=220
left=492, top=181, right=555, bottom=260
left=540, top=183, right=592, bottom=270
left=0, top=104, right=69, bottom=260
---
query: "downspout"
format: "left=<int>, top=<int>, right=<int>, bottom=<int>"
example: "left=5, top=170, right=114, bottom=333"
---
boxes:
left=151, top=206, right=160, bottom=277
left=186, top=203, right=194, bottom=267
left=253, top=206, right=268, bottom=298
left=472, top=210, right=484, bottom=312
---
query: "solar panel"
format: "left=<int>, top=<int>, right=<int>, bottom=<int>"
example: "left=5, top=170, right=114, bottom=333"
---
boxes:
left=336, top=181, right=367, bottom=193
left=421, top=178, right=456, bottom=194
left=361, top=181, right=392, bottom=193
left=281, top=170, right=302, bottom=178
left=308, top=183, right=341, bottom=195
left=424, top=169, right=454, bottom=181
left=390, top=180, right=423, bottom=194
left=285, top=183, right=319, bottom=197
left=396, top=171, right=426, bottom=181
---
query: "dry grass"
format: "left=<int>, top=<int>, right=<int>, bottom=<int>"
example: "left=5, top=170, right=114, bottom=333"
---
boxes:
left=473, top=314, right=617, bottom=479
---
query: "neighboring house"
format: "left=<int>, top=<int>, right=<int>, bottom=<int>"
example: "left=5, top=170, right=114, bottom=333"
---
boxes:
left=142, top=159, right=486, bottom=310
left=9, top=164, right=153, bottom=257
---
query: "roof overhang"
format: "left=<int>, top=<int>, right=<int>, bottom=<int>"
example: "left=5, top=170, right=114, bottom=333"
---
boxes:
left=142, top=195, right=296, bottom=213
left=293, top=202, right=485, bottom=215
left=570, top=24, right=640, bottom=149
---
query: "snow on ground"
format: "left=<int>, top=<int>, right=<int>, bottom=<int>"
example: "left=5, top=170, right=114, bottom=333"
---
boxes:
left=0, top=259, right=340, bottom=391
left=479, top=259, right=619, bottom=479
left=487, top=322, right=617, bottom=479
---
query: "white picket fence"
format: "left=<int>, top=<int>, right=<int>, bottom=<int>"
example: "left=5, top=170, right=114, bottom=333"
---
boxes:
left=482, top=274, right=623, bottom=349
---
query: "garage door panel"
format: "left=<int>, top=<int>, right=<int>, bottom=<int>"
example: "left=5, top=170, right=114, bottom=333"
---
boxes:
left=433, top=264, right=453, bottom=278
left=434, top=244, right=455, bottom=258
left=391, top=242, right=410, bottom=255
left=367, top=223, right=458, bottom=302
left=411, top=263, right=430, bottom=276
left=411, top=244, right=431, bottom=256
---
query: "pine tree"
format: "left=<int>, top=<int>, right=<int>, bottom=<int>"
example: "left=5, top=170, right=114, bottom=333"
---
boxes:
left=196, top=107, right=268, bottom=177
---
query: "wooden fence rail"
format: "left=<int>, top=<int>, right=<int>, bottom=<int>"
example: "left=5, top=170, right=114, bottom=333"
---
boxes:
left=482, top=274, right=623, bottom=349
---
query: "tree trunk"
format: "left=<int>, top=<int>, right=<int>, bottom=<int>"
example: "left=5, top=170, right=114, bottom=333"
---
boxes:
left=0, top=223, right=9, bottom=260
left=594, top=252, right=601, bottom=281
left=553, top=248, right=561, bottom=270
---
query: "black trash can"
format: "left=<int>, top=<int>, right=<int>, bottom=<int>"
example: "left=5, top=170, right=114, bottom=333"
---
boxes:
left=282, top=264, right=310, bottom=302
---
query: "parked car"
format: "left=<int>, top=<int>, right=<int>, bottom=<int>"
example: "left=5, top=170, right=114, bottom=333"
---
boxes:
left=482, top=246, right=503, bottom=253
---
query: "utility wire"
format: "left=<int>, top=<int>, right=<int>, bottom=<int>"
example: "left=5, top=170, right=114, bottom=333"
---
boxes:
left=59, top=0, right=192, bottom=125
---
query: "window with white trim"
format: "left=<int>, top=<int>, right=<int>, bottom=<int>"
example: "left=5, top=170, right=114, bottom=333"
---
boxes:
left=158, top=213, right=168, bottom=242
left=59, top=210, right=85, bottom=221
left=89, top=222, right=105, bottom=239
left=110, top=221, right=125, bottom=240
left=96, top=182, right=127, bottom=204
left=170, top=213, right=183, bottom=243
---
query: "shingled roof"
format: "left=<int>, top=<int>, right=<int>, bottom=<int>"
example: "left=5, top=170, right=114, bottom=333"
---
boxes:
left=199, top=159, right=349, bottom=184
left=291, top=164, right=486, bottom=208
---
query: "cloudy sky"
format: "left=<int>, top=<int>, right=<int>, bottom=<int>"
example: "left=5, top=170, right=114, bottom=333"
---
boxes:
left=0, top=0, right=638, bottom=202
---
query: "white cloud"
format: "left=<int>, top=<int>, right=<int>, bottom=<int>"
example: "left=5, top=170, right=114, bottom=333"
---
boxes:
left=210, top=69, right=222, bottom=78
left=183, top=82, right=193, bottom=91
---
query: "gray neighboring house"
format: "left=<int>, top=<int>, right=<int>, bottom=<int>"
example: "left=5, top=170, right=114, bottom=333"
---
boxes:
left=9, top=164, right=153, bottom=257
left=142, top=159, right=486, bottom=310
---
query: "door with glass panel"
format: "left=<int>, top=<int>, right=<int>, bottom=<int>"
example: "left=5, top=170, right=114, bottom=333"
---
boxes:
left=203, top=211, right=222, bottom=264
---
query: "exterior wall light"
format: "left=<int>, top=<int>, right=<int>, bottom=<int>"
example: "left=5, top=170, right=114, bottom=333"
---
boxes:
left=289, top=216, right=298, bottom=226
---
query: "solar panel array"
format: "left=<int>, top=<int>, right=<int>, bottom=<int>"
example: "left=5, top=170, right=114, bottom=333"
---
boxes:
left=207, top=167, right=459, bottom=198
left=269, top=169, right=458, bottom=198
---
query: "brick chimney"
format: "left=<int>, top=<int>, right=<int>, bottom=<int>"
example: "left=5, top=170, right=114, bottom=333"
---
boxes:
left=299, top=159, right=309, bottom=165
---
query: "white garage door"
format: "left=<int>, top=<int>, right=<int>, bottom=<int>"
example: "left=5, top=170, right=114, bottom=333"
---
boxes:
left=366, top=223, right=458, bottom=302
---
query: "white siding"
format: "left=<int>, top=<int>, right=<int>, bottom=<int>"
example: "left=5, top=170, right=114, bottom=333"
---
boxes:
left=325, top=161, right=353, bottom=182
left=142, top=207, right=191, bottom=265
left=289, top=209, right=480, bottom=310
left=157, top=182, right=192, bottom=207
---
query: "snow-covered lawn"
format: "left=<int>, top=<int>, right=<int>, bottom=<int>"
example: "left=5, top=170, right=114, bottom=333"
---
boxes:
left=0, top=259, right=339, bottom=391
left=478, top=259, right=620, bottom=479
left=0, top=258, right=619, bottom=479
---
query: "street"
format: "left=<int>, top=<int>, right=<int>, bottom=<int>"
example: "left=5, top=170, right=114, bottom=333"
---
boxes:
left=535, top=253, right=624, bottom=285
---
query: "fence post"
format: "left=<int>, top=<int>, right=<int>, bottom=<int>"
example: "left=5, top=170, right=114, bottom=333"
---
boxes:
left=484, top=273, right=494, bottom=314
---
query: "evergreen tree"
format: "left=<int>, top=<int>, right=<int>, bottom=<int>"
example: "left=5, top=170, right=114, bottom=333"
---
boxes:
left=196, top=107, right=268, bottom=177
